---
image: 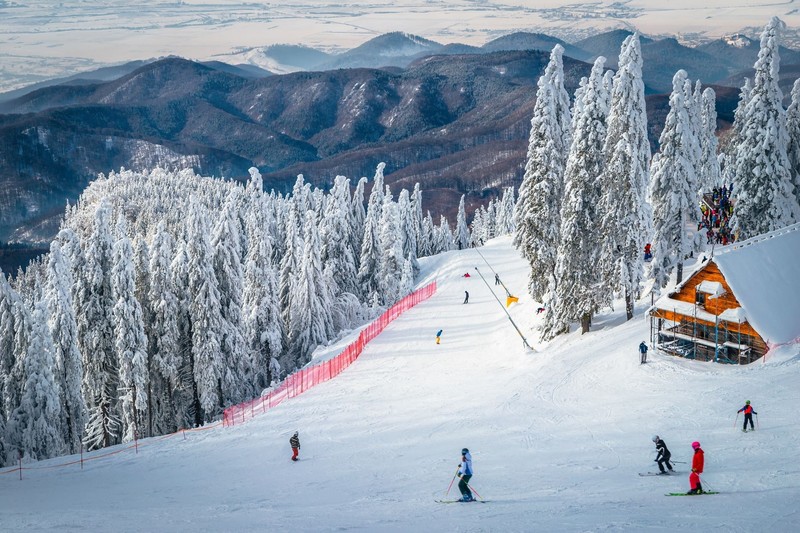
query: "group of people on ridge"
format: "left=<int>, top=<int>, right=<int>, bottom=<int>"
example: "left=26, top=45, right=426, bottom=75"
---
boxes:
left=651, top=400, right=757, bottom=495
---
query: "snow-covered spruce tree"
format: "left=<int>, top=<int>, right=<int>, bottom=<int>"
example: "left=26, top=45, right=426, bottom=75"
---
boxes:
left=470, top=206, right=487, bottom=247
left=786, top=78, right=800, bottom=205
left=79, top=200, right=121, bottom=450
left=378, top=188, right=405, bottom=305
left=398, top=188, right=420, bottom=273
left=186, top=201, right=225, bottom=420
left=211, top=196, right=249, bottom=405
left=411, top=183, right=426, bottom=258
left=421, top=211, right=436, bottom=257
left=321, top=176, right=358, bottom=297
left=698, top=88, right=722, bottom=190
left=45, top=240, right=86, bottom=454
left=350, top=177, right=368, bottom=274
left=242, top=215, right=282, bottom=389
left=0, top=270, right=23, bottom=464
left=434, top=215, right=455, bottom=254
left=546, top=57, right=609, bottom=339
left=722, top=78, right=752, bottom=186
left=111, top=216, right=149, bottom=442
left=288, top=211, right=334, bottom=366
left=649, top=70, right=701, bottom=290
left=169, top=239, right=200, bottom=429
left=279, top=201, right=302, bottom=356
left=358, top=164, right=386, bottom=304
left=597, top=33, right=651, bottom=320
left=147, top=222, right=182, bottom=435
left=513, top=45, right=571, bottom=302
left=496, top=187, right=516, bottom=235
left=6, top=300, right=64, bottom=461
left=732, top=17, right=800, bottom=239
left=455, top=195, right=471, bottom=250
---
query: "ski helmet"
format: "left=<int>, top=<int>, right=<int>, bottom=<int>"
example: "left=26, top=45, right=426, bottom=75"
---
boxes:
left=746, top=400, right=750, bottom=405
left=461, top=448, right=469, bottom=455
left=652, top=435, right=659, bottom=442
left=691, top=441, right=700, bottom=449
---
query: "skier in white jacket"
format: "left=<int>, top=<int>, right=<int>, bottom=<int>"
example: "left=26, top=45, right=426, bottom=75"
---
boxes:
left=457, top=448, right=474, bottom=502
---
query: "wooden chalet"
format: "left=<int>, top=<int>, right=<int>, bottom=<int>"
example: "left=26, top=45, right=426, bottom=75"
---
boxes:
left=649, top=223, right=800, bottom=364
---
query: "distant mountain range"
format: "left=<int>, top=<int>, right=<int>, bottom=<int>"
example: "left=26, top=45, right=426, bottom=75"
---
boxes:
left=0, top=28, right=797, bottom=249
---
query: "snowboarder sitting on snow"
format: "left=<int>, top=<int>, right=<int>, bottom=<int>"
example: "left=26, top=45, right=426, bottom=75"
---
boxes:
left=687, top=441, right=704, bottom=494
left=536, top=306, right=545, bottom=314
left=652, top=435, right=673, bottom=474
left=738, top=400, right=758, bottom=432
left=457, top=448, right=474, bottom=502
left=644, top=243, right=652, bottom=261
left=290, top=431, right=300, bottom=461
left=639, top=341, right=648, bottom=364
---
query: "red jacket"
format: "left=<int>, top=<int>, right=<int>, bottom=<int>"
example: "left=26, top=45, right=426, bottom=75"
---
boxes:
left=692, top=448, right=704, bottom=474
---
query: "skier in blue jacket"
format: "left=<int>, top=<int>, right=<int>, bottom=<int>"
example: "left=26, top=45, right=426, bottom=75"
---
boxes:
left=457, top=448, right=474, bottom=502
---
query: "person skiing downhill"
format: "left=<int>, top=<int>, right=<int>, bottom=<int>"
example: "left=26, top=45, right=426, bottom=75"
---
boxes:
left=687, top=441, right=704, bottom=494
left=652, top=435, right=673, bottom=474
left=457, top=448, right=474, bottom=502
left=289, top=431, right=300, bottom=461
left=738, top=400, right=758, bottom=432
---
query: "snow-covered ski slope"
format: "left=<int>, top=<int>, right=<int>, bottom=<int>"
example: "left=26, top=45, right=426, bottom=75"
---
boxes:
left=2, top=235, right=799, bottom=531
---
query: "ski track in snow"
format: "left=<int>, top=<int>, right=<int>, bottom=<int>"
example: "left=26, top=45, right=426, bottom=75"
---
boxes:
left=1, top=235, right=799, bottom=531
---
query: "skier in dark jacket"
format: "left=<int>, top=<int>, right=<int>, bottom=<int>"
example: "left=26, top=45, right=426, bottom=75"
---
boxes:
left=652, top=435, right=673, bottom=474
left=290, top=431, right=300, bottom=461
left=463, top=291, right=469, bottom=304
left=639, top=341, right=648, bottom=364
left=738, top=400, right=758, bottom=432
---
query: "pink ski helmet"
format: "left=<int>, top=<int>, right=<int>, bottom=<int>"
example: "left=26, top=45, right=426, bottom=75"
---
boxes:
left=691, top=441, right=701, bottom=449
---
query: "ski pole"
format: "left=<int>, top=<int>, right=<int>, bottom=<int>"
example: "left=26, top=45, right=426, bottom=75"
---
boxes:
left=445, top=466, right=459, bottom=498
left=734, top=412, right=739, bottom=429
left=671, top=460, right=687, bottom=464
left=756, top=413, right=759, bottom=429
left=465, top=483, right=484, bottom=501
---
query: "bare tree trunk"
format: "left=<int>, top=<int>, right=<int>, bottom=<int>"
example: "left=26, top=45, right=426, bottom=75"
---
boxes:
left=676, top=261, right=684, bottom=285
left=581, top=312, right=591, bottom=334
left=625, top=289, right=634, bottom=321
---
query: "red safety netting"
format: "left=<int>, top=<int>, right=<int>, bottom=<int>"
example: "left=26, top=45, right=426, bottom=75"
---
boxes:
left=223, top=281, right=437, bottom=427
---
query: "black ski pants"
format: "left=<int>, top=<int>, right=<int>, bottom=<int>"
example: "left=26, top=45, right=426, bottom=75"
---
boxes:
left=743, top=413, right=754, bottom=430
left=657, top=452, right=672, bottom=473
left=458, top=474, right=473, bottom=498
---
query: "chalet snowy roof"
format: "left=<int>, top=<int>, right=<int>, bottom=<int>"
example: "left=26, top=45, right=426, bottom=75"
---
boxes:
left=711, top=223, right=800, bottom=346
left=652, top=223, right=800, bottom=346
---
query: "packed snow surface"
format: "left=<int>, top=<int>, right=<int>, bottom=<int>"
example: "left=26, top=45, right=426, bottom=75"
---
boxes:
left=1, top=236, right=799, bottom=531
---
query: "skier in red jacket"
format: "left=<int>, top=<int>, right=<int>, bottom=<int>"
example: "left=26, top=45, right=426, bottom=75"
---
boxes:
left=687, top=441, right=704, bottom=494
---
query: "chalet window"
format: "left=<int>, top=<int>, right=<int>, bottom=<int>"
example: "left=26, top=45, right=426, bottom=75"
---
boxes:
left=695, top=291, right=706, bottom=306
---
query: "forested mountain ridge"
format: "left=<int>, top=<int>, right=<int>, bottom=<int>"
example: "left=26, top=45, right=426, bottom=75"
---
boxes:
left=0, top=48, right=744, bottom=248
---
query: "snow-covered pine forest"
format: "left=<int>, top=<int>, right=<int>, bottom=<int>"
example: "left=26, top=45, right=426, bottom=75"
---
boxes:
left=2, top=17, right=800, bottom=468
left=0, top=163, right=518, bottom=465
left=515, top=18, right=800, bottom=341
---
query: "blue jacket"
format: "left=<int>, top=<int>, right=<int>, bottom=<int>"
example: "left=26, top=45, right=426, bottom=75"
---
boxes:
left=639, top=342, right=648, bottom=353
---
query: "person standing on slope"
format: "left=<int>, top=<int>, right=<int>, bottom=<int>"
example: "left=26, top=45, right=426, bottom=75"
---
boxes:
left=436, top=329, right=443, bottom=345
left=290, top=431, right=300, bottom=461
left=463, top=291, right=469, bottom=304
left=639, top=341, right=648, bottom=364
left=687, top=441, right=704, bottom=494
left=652, top=435, right=673, bottom=474
left=457, top=448, right=474, bottom=502
left=738, top=400, right=758, bottom=432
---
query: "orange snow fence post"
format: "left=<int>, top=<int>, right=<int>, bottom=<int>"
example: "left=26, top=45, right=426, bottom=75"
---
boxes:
left=505, top=295, right=518, bottom=307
